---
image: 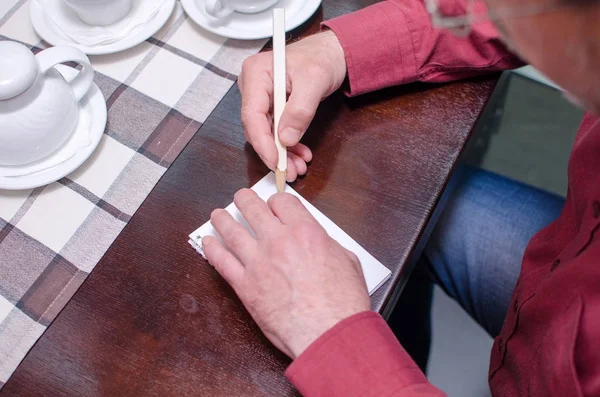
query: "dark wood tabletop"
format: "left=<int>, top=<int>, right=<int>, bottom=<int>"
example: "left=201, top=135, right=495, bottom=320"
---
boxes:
left=1, top=0, right=498, bottom=395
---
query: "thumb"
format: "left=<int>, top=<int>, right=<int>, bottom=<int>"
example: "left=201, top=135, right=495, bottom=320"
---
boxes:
left=278, top=83, right=323, bottom=147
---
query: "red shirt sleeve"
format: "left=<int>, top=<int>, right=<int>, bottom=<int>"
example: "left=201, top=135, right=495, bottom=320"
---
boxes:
left=285, top=311, right=445, bottom=396
left=322, top=0, right=524, bottom=96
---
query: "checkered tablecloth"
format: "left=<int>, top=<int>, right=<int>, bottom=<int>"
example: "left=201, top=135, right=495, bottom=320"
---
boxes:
left=0, top=0, right=265, bottom=387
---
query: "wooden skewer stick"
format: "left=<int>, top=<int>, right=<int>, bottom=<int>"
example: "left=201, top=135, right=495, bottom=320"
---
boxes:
left=273, top=8, right=287, bottom=193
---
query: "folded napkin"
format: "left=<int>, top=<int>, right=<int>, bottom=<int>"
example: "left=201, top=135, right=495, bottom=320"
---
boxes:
left=0, top=109, right=91, bottom=177
left=37, top=0, right=165, bottom=46
left=188, top=173, right=392, bottom=295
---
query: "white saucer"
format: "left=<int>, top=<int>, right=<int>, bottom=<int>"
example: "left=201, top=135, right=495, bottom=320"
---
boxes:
left=181, top=0, right=321, bottom=40
left=0, top=66, right=107, bottom=191
left=30, top=0, right=176, bottom=55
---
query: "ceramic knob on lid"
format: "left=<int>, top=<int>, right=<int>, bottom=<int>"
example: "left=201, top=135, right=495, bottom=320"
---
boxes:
left=0, top=41, right=94, bottom=166
left=0, top=41, right=38, bottom=100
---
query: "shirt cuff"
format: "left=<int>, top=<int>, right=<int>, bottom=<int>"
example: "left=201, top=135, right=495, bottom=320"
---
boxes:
left=286, top=311, right=441, bottom=396
left=322, top=2, right=418, bottom=97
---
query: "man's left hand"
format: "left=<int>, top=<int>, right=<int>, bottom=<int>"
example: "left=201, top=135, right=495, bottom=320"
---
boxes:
left=202, top=188, right=371, bottom=359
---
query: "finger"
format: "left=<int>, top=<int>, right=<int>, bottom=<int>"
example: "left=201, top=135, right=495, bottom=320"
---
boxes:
left=268, top=193, right=317, bottom=225
left=288, top=151, right=307, bottom=176
left=253, top=129, right=278, bottom=170
left=285, top=156, right=298, bottom=182
left=266, top=112, right=273, bottom=126
left=280, top=156, right=298, bottom=183
left=210, top=209, right=257, bottom=264
left=240, top=61, right=278, bottom=169
left=234, top=189, right=279, bottom=236
left=289, top=143, right=312, bottom=163
left=278, top=78, right=323, bottom=147
left=202, top=235, right=245, bottom=289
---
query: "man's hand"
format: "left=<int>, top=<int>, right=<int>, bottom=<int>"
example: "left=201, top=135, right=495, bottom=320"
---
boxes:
left=238, top=30, right=347, bottom=182
left=202, top=189, right=370, bottom=359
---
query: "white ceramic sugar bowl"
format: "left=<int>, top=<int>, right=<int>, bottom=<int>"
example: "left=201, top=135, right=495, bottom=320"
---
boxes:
left=0, top=41, right=94, bottom=166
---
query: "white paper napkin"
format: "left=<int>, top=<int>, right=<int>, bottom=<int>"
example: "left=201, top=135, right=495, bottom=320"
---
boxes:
left=188, top=173, right=392, bottom=295
left=37, top=0, right=166, bottom=46
left=0, top=109, right=91, bottom=177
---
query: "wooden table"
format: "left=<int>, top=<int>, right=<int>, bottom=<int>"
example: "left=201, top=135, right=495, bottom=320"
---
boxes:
left=1, top=0, right=498, bottom=395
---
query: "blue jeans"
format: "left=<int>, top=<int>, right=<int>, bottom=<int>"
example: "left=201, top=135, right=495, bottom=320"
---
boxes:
left=388, top=166, right=565, bottom=370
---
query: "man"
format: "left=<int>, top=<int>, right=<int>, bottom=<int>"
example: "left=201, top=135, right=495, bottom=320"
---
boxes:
left=201, top=0, right=600, bottom=395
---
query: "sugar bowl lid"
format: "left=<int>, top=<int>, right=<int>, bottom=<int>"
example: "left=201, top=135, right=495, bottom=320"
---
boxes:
left=0, top=41, right=38, bottom=101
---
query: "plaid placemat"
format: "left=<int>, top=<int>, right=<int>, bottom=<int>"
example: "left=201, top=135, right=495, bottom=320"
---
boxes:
left=0, top=0, right=265, bottom=388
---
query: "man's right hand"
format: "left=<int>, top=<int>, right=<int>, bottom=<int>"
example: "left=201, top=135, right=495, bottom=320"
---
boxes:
left=238, top=30, right=347, bottom=182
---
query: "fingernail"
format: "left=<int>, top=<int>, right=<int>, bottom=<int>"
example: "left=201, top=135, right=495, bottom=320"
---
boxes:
left=280, top=128, right=301, bottom=144
left=258, top=154, right=273, bottom=170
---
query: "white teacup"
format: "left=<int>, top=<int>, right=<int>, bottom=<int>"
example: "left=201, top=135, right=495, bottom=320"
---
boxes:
left=204, top=0, right=279, bottom=18
left=63, top=0, right=133, bottom=26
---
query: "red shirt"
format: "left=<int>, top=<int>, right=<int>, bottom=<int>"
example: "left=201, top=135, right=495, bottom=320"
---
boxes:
left=285, top=1, right=600, bottom=396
